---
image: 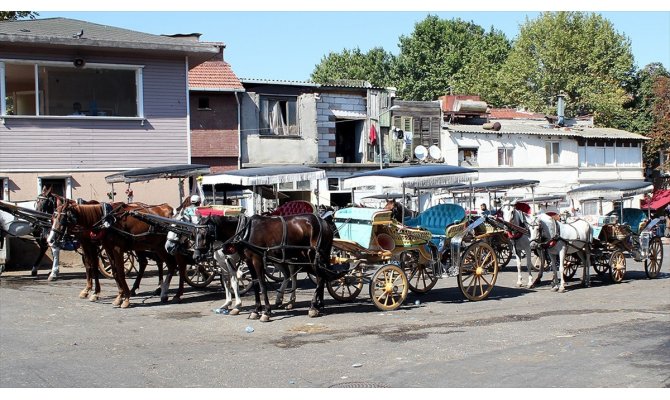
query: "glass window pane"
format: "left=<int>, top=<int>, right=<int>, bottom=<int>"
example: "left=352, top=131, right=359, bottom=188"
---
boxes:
left=4, top=63, right=37, bottom=115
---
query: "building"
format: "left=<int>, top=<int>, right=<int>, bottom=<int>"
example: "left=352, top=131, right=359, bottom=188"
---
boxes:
left=0, top=17, right=221, bottom=206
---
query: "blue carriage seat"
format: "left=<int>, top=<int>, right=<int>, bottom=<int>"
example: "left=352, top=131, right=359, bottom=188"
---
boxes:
left=333, top=207, right=392, bottom=249
left=404, top=204, right=466, bottom=243
left=606, top=208, right=648, bottom=234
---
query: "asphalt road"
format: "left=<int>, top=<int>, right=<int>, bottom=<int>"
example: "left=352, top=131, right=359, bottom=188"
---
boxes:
left=1, top=245, right=669, bottom=389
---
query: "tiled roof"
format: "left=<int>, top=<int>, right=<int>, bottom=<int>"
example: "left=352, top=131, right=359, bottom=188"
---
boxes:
left=189, top=59, right=244, bottom=91
left=446, top=121, right=649, bottom=140
left=0, top=17, right=220, bottom=56
left=489, top=108, right=545, bottom=119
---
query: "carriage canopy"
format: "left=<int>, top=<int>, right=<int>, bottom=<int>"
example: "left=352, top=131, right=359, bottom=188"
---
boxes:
left=105, top=164, right=211, bottom=184
left=342, top=165, right=478, bottom=190
left=567, top=180, right=654, bottom=202
left=201, top=166, right=326, bottom=186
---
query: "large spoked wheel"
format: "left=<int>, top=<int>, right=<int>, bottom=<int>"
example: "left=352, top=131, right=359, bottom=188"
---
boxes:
left=184, top=259, right=216, bottom=288
left=264, top=263, right=285, bottom=282
left=401, top=250, right=438, bottom=293
left=490, top=234, right=512, bottom=269
left=369, top=264, right=408, bottom=311
left=530, top=249, right=550, bottom=272
left=644, top=237, right=663, bottom=279
left=235, top=261, right=254, bottom=296
left=562, top=253, right=579, bottom=281
left=458, top=241, right=498, bottom=301
left=327, top=266, right=364, bottom=302
left=592, top=251, right=609, bottom=276
left=98, top=249, right=136, bottom=279
left=609, top=250, right=626, bottom=283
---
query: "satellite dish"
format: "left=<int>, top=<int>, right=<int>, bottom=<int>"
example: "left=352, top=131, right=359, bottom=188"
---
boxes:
left=414, top=145, right=428, bottom=161
left=429, top=145, right=442, bottom=160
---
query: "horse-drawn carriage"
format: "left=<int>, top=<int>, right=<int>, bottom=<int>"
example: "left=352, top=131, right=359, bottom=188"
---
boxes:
left=337, top=165, right=502, bottom=303
left=567, top=180, right=664, bottom=283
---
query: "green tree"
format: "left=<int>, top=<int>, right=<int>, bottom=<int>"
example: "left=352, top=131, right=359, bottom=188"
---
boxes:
left=310, top=47, right=395, bottom=87
left=392, top=15, right=510, bottom=101
left=643, top=74, right=670, bottom=173
left=627, top=63, right=670, bottom=134
left=495, top=12, right=635, bottom=125
left=0, top=11, right=38, bottom=21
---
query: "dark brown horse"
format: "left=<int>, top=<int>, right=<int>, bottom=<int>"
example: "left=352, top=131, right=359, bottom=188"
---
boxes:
left=48, top=201, right=184, bottom=308
left=383, top=198, right=417, bottom=223
left=193, top=213, right=335, bottom=321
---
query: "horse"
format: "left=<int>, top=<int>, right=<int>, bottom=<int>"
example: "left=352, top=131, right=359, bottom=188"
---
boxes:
left=192, top=213, right=335, bottom=322
left=48, top=201, right=184, bottom=308
left=500, top=202, right=536, bottom=288
left=528, top=213, right=593, bottom=292
left=383, top=198, right=417, bottom=223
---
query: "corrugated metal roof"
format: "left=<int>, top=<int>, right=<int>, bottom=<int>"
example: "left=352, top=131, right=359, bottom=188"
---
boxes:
left=0, top=17, right=220, bottom=56
left=445, top=121, right=649, bottom=140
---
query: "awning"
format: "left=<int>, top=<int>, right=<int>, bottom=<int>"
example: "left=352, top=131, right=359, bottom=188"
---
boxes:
left=331, top=109, right=368, bottom=120
left=105, top=164, right=211, bottom=184
left=200, top=166, right=326, bottom=186
left=641, top=189, right=670, bottom=210
left=343, top=165, right=478, bottom=190
left=567, top=180, right=654, bottom=202
left=451, top=179, right=539, bottom=193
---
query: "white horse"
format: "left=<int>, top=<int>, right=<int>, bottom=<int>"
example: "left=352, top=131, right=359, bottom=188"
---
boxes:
left=500, top=202, right=535, bottom=288
left=528, top=213, right=592, bottom=292
left=165, top=205, right=243, bottom=315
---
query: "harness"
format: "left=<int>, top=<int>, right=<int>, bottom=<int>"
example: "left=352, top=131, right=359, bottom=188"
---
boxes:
left=235, top=215, right=325, bottom=268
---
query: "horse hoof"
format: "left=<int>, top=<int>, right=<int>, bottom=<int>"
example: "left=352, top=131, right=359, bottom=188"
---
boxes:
left=31, top=267, right=38, bottom=277
left=230, top=308, right=240, bottom=316
left=249, top=312, right=259, bottom=320
left=260, top=314, right=270, bottom=322
left=160, top=296, right=168, bottom=304
left=47, top=273, right=58, bottom=282
left=286, top=303, right=294, bottom=310
left=79, top=290, right=89, bottom=299
left=121, top=299, right=131, bottom=308
left=550, top=286, right=558, bottom=292
left=112, top=296, right=122, bottom=306
left=558, top=287, right=567, bottom=293
left=88, top=294, right=99, bottom=302
left=308, top=308, right=320, bottom=318
left=172, top=297, right=182, bottom=304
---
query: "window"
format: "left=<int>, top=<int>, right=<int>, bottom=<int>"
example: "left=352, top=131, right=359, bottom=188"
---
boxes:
left=328, top=178, right=340, bottom=191
left=578, top=139, right=636, bottom=167
left=546, top=141, right=560, bottom=164
left=259, top=96, right=298, bottom=135
left=498, top=147, right=514, bottom=166
left=198, top=97, right=210, bottom=110
left=1, top=61, right=142, bottom=117
left=458, top=148, right=478, bottom=167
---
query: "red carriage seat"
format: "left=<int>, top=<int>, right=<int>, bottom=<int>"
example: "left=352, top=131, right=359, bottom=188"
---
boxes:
left=196, top=205, right=243, bottom=217
left=269, top=200, right=316, bottom=216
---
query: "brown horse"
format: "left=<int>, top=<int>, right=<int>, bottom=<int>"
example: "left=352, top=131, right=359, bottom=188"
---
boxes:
left=383, top=198, right=417, bottom=223
left=192, top=213, right=335, bottom=321
left=48, top=201, right=183, bottom=308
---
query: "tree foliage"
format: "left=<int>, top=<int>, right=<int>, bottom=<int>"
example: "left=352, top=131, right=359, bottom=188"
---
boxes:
left=310, top=47, right=395, bottom=87
left=392, top=16, right=510, bottom=101
left=0, top=11, right=39, bottom=21
left=495, top=12, right=636, bottom=126
left=643, top=73, right=670, bottom=172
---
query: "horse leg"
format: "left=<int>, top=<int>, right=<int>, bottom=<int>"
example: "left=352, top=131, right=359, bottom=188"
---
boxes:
left=287, top=265, right=298, bottom=310
left=582, top=246, right=591, bottom=288
left=524, top=242, right=535, bottom=288
left=557, top=248, right=567, bottom=293
left=79, top=250, right=93, bottom=299
left=172, top=255, right=187, bottom=303
left=308, top=275, right=325, bottom=318
left=31, top=239, right=48, bottom=276
left=247, top=257, right=262, bottom=320
left=259, top=260, right=272, bottom=322
left=130, top=252, right=149, bottom=296
left=159, top=256, right=176, bottom=304
left=90, top=246, right=102, bottom=302
left=112, top=247, right=131, bottom=308
left=47, top=245, right=61, bottom=281
left=513, top=244, right=524, bottom=287
left=155, top=258, right=164, bottom=295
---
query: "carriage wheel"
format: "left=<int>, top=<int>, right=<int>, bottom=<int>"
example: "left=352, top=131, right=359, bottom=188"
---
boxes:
left=592, top=253, right=609, bottom=276
left=644, top=237, right=663, bottom=279
left=457, top=241, right=498, bottom=301
left=327, top=266, right=364, bottom=302
left=98, top=249, right=136, bottom=279
left=369, top=264, right=408, bottom=311
left=235, top=262, right=254, bottom=296
left=264, top=263, right=285, bottom=282
left=609, top=250, right=626, bottom=283
left=490, top=235, right=512, bottom=269
left=184, top=259, right=216, bottom=288
left=529, top=249, right=550, bottom=272
left=562, top=253, right=579, bottom=281
left=399, top=249, right=438, bottom=294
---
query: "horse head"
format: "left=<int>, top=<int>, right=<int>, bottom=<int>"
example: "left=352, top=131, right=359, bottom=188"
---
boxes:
left=47, top=201, right=78, bottom=246
left=528, top=213, right=559, bottom=250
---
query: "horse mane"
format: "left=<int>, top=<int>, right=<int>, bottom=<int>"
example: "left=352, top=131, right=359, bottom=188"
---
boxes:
left=74, top=203, right=104, bottom=227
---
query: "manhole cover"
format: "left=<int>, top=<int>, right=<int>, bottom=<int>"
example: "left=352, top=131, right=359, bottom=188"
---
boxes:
left=328, top=382, right=390, bottom=388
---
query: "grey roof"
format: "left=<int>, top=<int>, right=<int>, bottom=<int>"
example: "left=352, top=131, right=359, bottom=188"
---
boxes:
left=445, top=121, right=649, bottom=140
left=240, top=78, right=389, bottom=90
left=0, top=18, right=220, bottom=60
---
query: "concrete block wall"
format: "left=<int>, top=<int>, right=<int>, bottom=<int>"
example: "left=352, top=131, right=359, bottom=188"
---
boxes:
left=317, top=93, right=367, bottom=163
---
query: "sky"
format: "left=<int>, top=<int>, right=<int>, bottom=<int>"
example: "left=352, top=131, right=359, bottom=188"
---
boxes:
left=21, top=2, right=670, bottom=81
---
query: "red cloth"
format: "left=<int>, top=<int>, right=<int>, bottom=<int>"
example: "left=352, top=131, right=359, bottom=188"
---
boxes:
left=640, top=189, right=670, bottom=210
left=369, top=123, right=377, bottom=144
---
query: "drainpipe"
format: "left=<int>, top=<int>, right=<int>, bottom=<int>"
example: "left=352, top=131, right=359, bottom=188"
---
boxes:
left=235, top=92, right=241, bottom=169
